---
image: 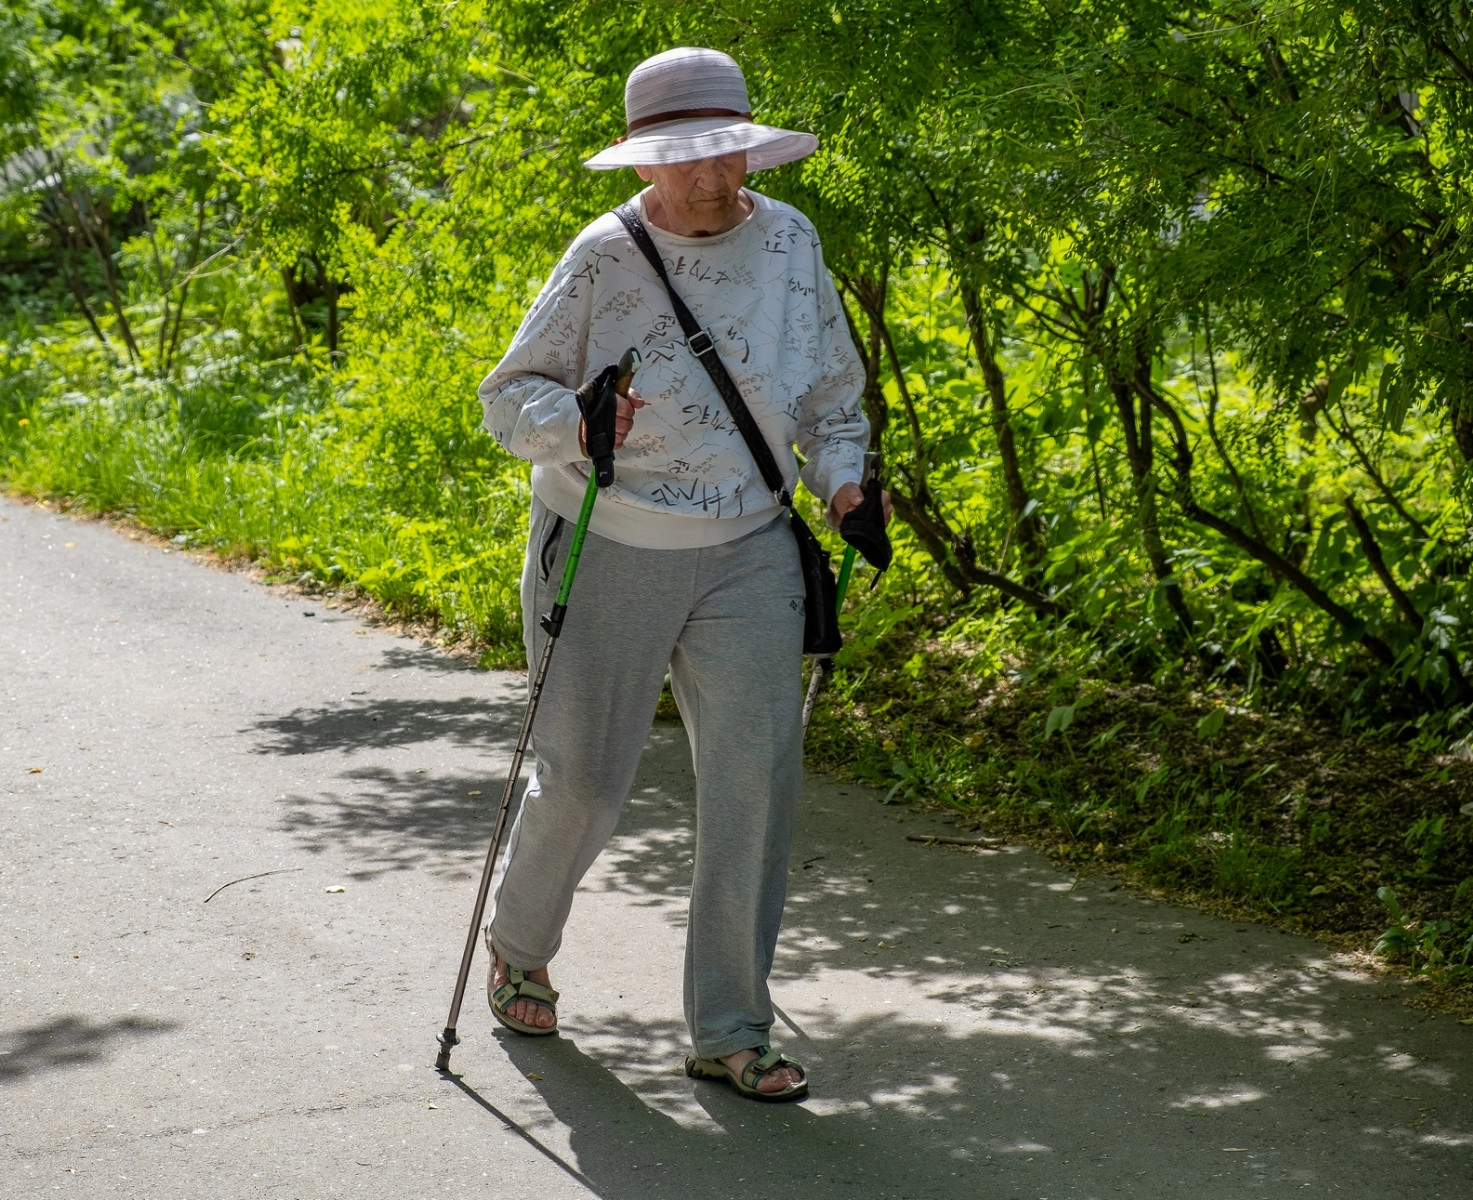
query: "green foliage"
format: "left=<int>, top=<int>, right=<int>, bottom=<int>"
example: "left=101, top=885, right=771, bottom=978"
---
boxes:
left=4, top=0, right=1473, bottom=992
left=1374, top=885, right=1473, bottom=981
left=7, top=0, right=1473, bottom=718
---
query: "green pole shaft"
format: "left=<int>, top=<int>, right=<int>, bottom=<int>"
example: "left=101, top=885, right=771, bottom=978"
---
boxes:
left=834, top=544, right=857, bottom=616
left=555, top=472, right=600, bottom=608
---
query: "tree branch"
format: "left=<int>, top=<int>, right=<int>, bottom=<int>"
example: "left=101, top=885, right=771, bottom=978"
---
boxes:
left=1198, top=313, right=1267, bottom=542
left=1343, top=498, right=1473, bottom=702
left=1146, top=390, right=1396, bottom=666
left=1321, top=396, right=1434, bottom=543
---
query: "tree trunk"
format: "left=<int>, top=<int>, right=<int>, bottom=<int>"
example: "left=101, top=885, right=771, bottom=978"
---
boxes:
left=842, top=270, right=1059, bottom=617
left=1109, top=370, right=1196, bottom=640
left=57, top=247, right=116, bottom=358
left=325, top=273, right=340, bottom=361
left=959, top=282, right=1044, bottom=569
left=836, top=273, right=889, bottom=454
left=163, top=196, right=208, bottom=374
left=1452, top=401, right=1473, bottom=463
left=281, top=266, right=306, bottom=350
left=1343, top=499, right=1473, bottom=702
left=52, top=171, right=139, bottom=363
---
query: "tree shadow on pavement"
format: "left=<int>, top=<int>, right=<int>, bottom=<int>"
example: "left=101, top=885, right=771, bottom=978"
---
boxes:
left=487, top=1013, right=1014, bottom=1200
left=371, top=644, right=500, bottom=676
left=248, top=687, right=529, bottom=877
left=279, top=764, right=530, bottom=881
left=0, top=1016, right=174, bottom=1084
left=472, top=990, right=1473, bottom=1200
left=250, top=695, right=522, bottom=756
left=256, top=703, right=1473, bottom=1194
left=484, top=729, right=1473, bottom=1198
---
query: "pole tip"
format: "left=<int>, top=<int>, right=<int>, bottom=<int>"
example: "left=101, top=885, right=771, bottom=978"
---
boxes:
left=435, top=1027, right=459, bottom=1073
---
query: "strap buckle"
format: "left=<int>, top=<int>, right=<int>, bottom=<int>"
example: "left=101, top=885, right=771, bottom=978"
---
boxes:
left=686, top=328, right=715, bottom=357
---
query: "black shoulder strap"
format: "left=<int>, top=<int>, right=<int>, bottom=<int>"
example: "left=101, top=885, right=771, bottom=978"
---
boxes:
left=613, top=202, right=791, bottom=507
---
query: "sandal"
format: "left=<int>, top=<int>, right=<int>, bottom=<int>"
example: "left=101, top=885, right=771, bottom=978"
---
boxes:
left=685, top=1045, right=809, bottom=1102
left=486, top=951, right=559, bottom=1037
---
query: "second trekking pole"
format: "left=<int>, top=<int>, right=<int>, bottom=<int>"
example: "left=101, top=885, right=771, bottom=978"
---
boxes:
left=435, top=347, right=638, bottom=1074
left=801, top=452, right=891, bottom=734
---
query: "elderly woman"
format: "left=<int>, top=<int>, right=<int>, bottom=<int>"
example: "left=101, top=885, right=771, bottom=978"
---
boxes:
left=477, top=46, right=884, bottom=1101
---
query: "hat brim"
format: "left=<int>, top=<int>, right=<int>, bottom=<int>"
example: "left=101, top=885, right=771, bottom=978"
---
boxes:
left=584, top=116, right=817, bottom=172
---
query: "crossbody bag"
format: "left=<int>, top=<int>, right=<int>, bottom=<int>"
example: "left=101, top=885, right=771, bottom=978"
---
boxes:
left=613, top=202, right=842, bottom=657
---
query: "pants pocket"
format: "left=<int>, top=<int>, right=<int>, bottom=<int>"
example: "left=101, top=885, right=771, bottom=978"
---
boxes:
left=539, top=514, right=566, bottom=583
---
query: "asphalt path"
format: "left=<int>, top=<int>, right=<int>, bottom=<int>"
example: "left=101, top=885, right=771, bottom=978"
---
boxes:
left=3, top=493, right=1472, bottom=1198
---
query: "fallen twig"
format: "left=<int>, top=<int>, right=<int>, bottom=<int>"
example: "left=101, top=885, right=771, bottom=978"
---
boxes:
left=203, top=867, right=302, bottom=903
left=906, top=833, right=1005, bottom=849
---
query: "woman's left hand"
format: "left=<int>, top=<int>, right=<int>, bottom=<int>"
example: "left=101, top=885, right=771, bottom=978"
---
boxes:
left=827, top=481, right=892, bottom=527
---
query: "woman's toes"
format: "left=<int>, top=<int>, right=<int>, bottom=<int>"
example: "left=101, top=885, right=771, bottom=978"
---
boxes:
left=509, top=998, right=552, bottom=1027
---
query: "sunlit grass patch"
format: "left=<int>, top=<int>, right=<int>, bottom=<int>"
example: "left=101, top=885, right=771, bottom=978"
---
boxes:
left=1, top=338, right=531, bottom=663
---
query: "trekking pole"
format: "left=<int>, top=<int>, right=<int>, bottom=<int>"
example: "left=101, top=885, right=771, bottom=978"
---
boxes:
left=801, top=544, right=855, bottom=732
left=435, top=348, right=638, bottom=1074
left=802, top=453, right=888, bottom=735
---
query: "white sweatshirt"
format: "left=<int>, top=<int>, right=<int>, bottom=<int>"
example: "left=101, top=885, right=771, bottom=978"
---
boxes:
left=479, top=188, right=869, bottom=549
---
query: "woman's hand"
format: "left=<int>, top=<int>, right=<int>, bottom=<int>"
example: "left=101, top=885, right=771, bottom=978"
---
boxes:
left=614, top=387, right=644, bottom=447
left=827, top=480, right=892, bottom=527
left=580, top=387, right=644, bottom=456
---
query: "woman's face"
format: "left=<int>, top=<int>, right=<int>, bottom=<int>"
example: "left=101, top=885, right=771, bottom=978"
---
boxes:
left=635, top=152, right=749, bottom=237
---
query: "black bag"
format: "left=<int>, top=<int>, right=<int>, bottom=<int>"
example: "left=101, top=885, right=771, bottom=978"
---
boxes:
left=838, top=475, right=893, bottom=575
left=613, top=203, right=842, bottom=657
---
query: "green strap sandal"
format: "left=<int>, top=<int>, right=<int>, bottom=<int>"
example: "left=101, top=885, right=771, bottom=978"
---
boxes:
left=487, top=961, right=559, bottom=1037
left=685, top=1045, right=809, bottom=1103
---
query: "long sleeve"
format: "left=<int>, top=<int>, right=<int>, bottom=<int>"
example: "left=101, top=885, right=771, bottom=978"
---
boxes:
left=478, top=239, right=597, bottom=467
left=796, top=258, right=869, bottom=505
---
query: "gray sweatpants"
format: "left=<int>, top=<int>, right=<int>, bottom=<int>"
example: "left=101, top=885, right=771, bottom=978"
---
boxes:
left=487, top=497, right=806, bottom=1060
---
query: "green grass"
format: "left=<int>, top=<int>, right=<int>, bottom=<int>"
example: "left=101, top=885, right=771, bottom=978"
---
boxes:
left=1, top=340, right=532, bottom=665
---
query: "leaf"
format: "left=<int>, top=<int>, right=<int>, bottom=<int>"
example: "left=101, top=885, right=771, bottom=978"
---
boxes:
left=1378, top=364, right=1413, bottom=432
left=1044, top=703, right=1075, bottom=739
left=1196, top=708, right=1226, bottom=739
left=1376, top=885, right=1403, bottom=923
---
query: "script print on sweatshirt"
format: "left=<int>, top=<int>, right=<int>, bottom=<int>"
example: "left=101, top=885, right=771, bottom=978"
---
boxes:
left=479, top=188, right=869, bottom=549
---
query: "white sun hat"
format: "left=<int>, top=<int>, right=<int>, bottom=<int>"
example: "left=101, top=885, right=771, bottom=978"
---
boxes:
left=583, top=47, right=818, bottom=172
